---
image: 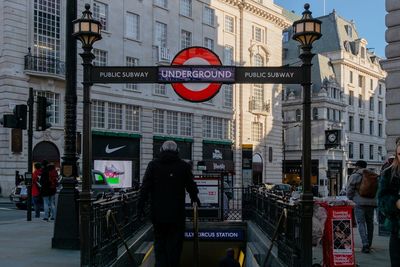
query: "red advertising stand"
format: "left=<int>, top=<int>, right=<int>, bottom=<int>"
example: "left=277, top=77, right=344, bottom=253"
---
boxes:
left=316, top=200, right=356, bottom=267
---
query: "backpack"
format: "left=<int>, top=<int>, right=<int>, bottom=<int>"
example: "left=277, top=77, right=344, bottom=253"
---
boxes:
left=358, top=170, right=379, bottom=198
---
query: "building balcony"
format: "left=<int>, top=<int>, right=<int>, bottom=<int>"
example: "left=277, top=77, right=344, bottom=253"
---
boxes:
left=249, top=98, right=270, bottom=115
left=24, top=54, right=65, bottom=78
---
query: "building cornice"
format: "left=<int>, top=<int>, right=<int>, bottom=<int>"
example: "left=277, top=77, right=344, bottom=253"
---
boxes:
left=220, top=0, right=292, bottom=29
left=329, top=58, right=386, bottom=80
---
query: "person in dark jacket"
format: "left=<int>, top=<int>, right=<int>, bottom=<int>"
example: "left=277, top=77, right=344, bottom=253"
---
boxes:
left=378, top=142, right=400, bottom=266
left=219, top=248, right=240, bottom=267
left=346, top=160, right=377, bottom=253
left=40, top=160, right=57, bottom=221
left=138, top=140, right=200, bottom=267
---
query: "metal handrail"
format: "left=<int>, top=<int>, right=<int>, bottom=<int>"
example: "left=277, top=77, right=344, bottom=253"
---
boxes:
left=193, top=202, right=199, bottom=267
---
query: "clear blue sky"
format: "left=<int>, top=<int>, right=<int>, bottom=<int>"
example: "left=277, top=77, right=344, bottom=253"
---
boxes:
left=274, top=0, right=386, bottom=58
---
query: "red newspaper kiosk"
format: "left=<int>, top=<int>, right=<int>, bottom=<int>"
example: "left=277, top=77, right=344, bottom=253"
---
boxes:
left=316, top=199, right=356, bottom=267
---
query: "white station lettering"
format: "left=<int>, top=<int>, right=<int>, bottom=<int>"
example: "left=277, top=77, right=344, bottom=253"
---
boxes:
left=99, top=71, right=149, bottom=78
left=244, top=71, right=295, bottom=78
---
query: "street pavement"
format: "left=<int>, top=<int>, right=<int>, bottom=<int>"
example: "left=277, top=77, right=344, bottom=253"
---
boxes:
left=0, top=197, right=392, bottom=267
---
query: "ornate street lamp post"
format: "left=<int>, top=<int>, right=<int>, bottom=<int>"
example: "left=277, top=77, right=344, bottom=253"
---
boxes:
left=72, top=4, right=102, bottom=266
left=292, top=4, right=322, bottom=266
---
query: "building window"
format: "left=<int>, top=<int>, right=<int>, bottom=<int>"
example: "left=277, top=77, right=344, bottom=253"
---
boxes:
left=93, top=49, right=107, bottom=66
left=295, top=109, right=301, bottom=122
left=202, top=116, right=231, bottom=140
left=204, top=38, right=214, bottom=50
left=378, top=146, right=383, bottom=160
left=358, top=75, right=365, bottom=89
left=349, top=142, right=353, bottom=158
left=349, top=91, right=354, bottom=105
left=312, top=108, right=318, bottom=120
left=253, top=26, right=263, bottom=42
left=93, top=1, right=108, bottom=31
left=181, top=30, right=192, bottom=49
left=369, top=120, right=374, bottom=135
left=345, top=25, right=352, bottom=38
left=378, top=100, right=383, bottom=114
left=269, top=147, right=273, bottom=162
left=379, top=83, right=383, bottom=95
left=225, top=15, right=234, bottom=33
left=358, top=94, right=362, bottom=108
left=180, top=112, right=192, bottom=136
left=126, top=57, right=138, bottom=90
left=359, top=118, right=364, bottom=133
left=349, top=71, right=353, bottom=84
left=223, top=84, right=233, bottom=108
left=203, top=6, right=214, bottom=26
left=252, top=84, right=264, bottom=110
left=180, top=0, right=192, bottom=17
left=203, top=116, right=212, bottom=138
left=369, top=144, right=374, bottom=160
left=33, top=0, right=61, bottom=73
left=154, top=21, right=167, bottom=47
left=224, top=46, right=234, bottom=65
left=125, top=105, right=140, bottom=132
left=370, top=79, right=373, bottom=91
left=92, top=100, right=105, bottom=128
left=108, top=103, right=123, bottom=130
left=360, top=144, right=364, bottom=159
left=253, top=54, right=263, bottom=66
left=252, top=122, right=263, bottom=142
left=35, top=91, right=61, bottom=125
left=154, top=84, right=166, bottom=95
left=378, top=123, right=382, bottom=137
left=166, top=111, right=178, bottom=135
left=349, top=115, right=354, bottom=132
left=125, top=12, right=140, bottom=40
left=282, top=31, right=289, bottom=43
left=153, top=109, right=164, bottom=133
left=369, top=96, right=374, bottom=111
left=154, top=0, right=167, bottom=8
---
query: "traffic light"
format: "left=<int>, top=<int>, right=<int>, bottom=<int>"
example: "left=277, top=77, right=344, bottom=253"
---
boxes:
left=0, top=114, right=18, bottom=128
left=14, top=105, right=27, bottom=129
left=36, top=96, right=52, bottom=131
left=0, top=104, right=27, bottom=129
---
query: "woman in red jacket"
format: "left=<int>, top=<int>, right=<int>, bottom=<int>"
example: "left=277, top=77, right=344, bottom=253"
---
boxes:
left=32, top=162, right=42, bottom=218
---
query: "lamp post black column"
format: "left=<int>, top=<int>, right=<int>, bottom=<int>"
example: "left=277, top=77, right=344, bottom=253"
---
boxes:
left=52, top=0, right=80, bottom=249
left=292, top=4, right=322, bottom=266
left=72, top=4, right=102, bottom=266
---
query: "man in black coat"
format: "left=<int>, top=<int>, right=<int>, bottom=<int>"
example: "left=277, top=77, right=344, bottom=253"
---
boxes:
left=138, top=140, right=200, bottom=267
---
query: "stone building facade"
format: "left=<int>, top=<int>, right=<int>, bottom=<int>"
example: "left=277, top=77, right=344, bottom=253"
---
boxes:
left=0, top=0, right=291, bottom=195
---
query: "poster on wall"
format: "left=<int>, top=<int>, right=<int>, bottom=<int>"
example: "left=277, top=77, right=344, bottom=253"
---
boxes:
left=94, top=160, right=132, bottom=188
left=185, top=178, right=219, bottom=208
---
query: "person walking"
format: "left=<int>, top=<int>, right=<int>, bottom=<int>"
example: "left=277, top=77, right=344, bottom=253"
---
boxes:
left=219, top=248, right=240, bottom=267
left=378, top=142, right=400, bottom=266
left=138, top=140, right=200, bottom=267
left=346, top=160, right=377, bottom=253
left=40, top=160, right=57, bottom=221
left=32, top=162, right=42, bottom=218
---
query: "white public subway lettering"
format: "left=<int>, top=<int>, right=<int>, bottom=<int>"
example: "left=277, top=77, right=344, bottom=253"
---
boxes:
left=244, top=72, right=295, bottom=78
left=99, top=72, right=149, bottom=78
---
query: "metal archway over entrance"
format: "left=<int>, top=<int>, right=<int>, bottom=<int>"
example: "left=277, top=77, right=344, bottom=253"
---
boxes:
left=33, top=141, right=60, bottom=168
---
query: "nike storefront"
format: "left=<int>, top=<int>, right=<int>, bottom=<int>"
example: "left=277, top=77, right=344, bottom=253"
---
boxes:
left=92, top=133, right=140, bottom=188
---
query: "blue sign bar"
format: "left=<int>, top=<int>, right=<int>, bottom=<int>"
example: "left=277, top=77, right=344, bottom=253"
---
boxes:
left=184, top=229, right=244, bottom=241
left=158, top=66, right=236, bottom=83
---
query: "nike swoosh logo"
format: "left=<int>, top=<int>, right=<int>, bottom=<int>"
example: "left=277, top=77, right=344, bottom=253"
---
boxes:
left=105, top=145, right=126, bottom=154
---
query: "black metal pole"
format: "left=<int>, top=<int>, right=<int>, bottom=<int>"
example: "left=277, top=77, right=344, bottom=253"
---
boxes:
left=79, top=46, right=94, bottom=267
left=300, top=45, right=314, bottom=267
left=52, top=0, right=80, bottom=249
left=26, top=87, right=34, bottom=221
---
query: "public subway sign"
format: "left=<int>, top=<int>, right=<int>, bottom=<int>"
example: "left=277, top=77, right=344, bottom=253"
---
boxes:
left=89, top=46, right=305, bottom=102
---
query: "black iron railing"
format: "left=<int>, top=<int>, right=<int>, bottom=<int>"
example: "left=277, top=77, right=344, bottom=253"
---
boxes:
left=91, top=190, right=142, bottom=267
left=24, top=55, right=65, bottom=75
left=244, top=187, right=302, bottom=267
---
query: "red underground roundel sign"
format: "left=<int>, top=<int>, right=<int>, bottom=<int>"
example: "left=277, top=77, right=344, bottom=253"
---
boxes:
left=170, top=47, right=223, bottom=102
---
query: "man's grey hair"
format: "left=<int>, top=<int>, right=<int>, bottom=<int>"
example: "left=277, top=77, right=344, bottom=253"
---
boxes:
left=161, top=140, right=178, bottom=152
